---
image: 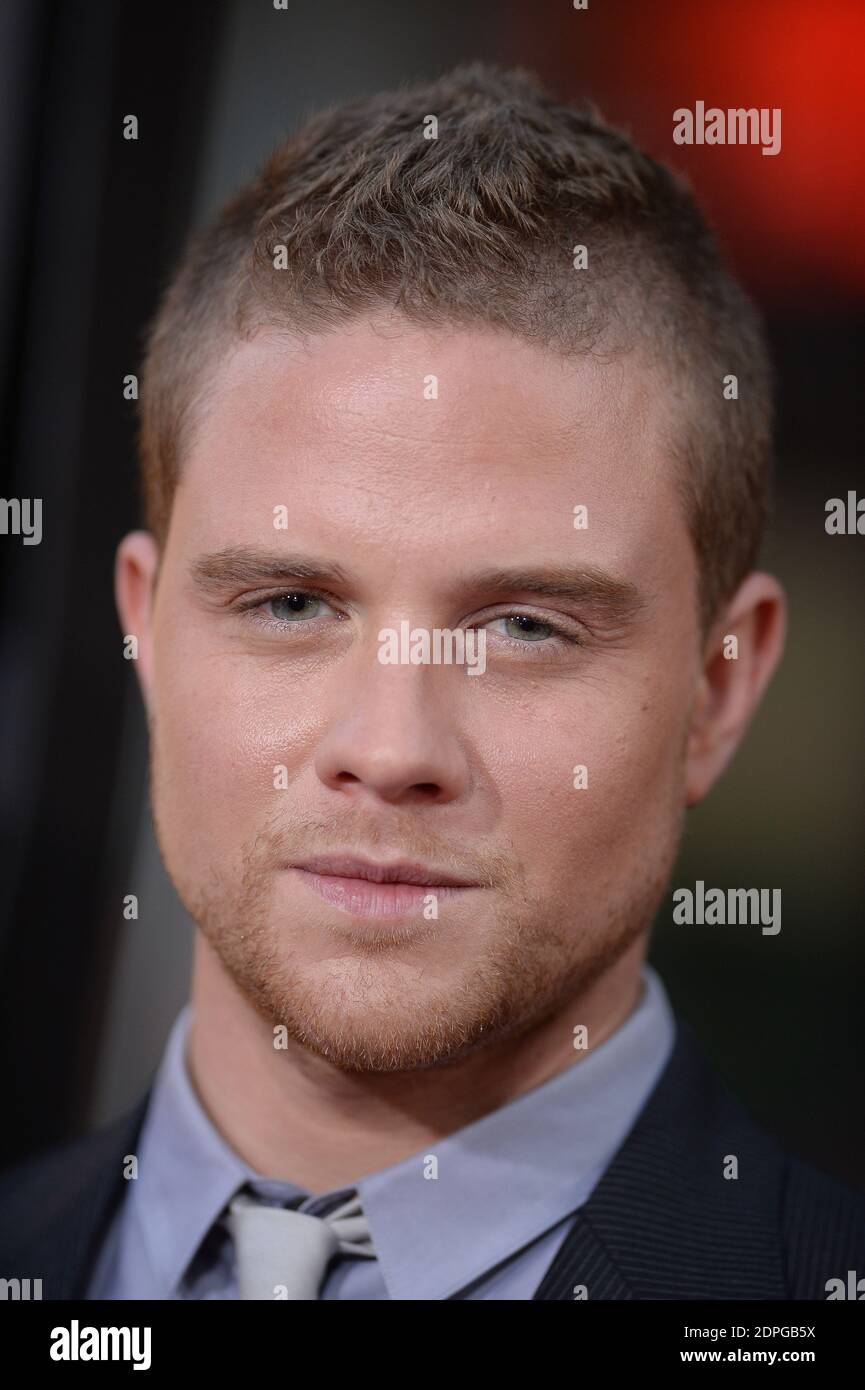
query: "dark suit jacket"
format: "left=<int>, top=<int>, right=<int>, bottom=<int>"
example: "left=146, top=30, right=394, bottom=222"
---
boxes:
left=1, top=1017, right=864, bottom=1300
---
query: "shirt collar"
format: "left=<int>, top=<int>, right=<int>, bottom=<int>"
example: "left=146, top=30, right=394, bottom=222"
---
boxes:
left=133, top=963, right=674, bottom=1299
left=126, top=1006, right=282, bottom=1296
left=356, top=963, right=674, bottom=1298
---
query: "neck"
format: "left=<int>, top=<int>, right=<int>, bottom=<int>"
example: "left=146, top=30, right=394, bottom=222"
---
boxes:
left=186, top=934, right=647, bottom=1193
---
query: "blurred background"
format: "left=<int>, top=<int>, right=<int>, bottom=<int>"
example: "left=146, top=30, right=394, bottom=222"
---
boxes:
left=0, top=0, right=863, bottom=1181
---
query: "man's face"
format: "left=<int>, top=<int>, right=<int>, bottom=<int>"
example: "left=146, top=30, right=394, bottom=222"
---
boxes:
left=139, top=316, right=703, bottom=1071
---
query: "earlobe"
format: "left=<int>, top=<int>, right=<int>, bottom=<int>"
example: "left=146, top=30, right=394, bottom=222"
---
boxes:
left=685, top=571, right=787, bottom=806
left=115, top=530, right=161, bottom=705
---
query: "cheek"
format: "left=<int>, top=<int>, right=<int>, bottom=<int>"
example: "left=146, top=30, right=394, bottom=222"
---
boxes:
left=150, top=650, right=264, bottom=851
left=151, top=636, right=330, bottom=831
left=485, top=673, right=689, bottom=868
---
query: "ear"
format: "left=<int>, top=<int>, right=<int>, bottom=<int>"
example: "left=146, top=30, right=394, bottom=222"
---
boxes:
left=685, top=571, right=787, bottom=806
left=115, top=530, right=161, bottom=712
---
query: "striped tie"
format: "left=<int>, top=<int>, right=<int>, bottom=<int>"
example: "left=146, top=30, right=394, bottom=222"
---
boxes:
left=225, top=1188, right=375, bottom=1300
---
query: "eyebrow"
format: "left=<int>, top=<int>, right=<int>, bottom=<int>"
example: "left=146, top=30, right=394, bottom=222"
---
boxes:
left=190, top=547, right=646, bottom=625
left=190, top=548, right=353, bottom=593
left=465, top=565, right=646, bottom=626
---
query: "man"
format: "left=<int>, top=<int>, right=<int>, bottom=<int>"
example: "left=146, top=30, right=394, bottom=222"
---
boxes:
left=1, top=63, right=863, bottom=1301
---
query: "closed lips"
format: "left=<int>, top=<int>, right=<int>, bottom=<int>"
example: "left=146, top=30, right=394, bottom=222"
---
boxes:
left=293, top=856, right=477, bottom=887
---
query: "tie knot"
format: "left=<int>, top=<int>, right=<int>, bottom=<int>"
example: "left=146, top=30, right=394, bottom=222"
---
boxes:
left=225, top=1187, right=375, bottom=1300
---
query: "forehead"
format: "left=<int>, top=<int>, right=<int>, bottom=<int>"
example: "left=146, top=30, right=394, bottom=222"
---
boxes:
left=172, top=316, right=689, bottom=584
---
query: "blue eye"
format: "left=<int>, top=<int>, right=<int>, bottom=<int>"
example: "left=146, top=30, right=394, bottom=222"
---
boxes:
left=267, top=593, right=329, bottom=622
left=490, top=615, right=556, bottom=642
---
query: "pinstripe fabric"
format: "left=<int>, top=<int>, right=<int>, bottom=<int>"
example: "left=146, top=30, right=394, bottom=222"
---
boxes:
left=533, top=1019, right=865, bottom=1300
left=2, top=1016, right=864, bottom=1300
left=533, top=1211, right=634, bottom=1300
left=783, top=1156, right=865, bottom=1300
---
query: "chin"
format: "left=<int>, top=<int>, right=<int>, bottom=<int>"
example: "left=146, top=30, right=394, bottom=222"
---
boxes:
left=235, top=948, right=529, bottom=1074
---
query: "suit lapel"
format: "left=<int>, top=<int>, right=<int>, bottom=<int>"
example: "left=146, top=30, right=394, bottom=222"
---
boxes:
left=533, top=1020, right=788, bottom=1300
left=1, top=1092, right=152, bottom=1299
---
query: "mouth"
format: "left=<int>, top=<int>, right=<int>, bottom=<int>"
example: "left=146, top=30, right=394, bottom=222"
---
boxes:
left=290, top=854, right=480, bottom=919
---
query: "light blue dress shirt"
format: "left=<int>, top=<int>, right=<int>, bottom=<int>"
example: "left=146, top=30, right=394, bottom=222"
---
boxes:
left=88, top=963, right=675, bottom=1300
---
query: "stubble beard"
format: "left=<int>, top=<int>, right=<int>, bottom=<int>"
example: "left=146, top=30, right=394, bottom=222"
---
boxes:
left=150, top=739, right=685, bottom=1075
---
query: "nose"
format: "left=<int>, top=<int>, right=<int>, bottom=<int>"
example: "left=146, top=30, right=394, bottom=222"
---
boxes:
left=313, top=658, right=472, bottom=807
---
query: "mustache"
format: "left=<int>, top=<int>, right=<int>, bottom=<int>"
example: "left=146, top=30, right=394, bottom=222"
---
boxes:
left=242, top=813, right=523, bottom=892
